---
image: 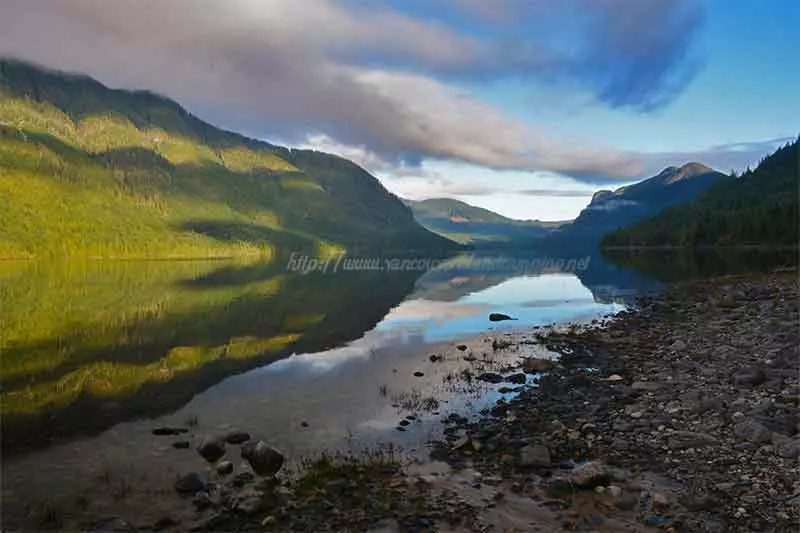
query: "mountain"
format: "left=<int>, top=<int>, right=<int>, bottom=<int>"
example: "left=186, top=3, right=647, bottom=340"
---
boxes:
left=406, top=198, right=568, bottom=247
left=602, top=139, right=799, bottom=247
left=0, top=59, right=457, bottom=259
left=545, top=162, right=731, bottom=246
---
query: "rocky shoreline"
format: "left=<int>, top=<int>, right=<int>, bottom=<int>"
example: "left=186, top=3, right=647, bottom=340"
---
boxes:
left=425, top=270, right=800, bottom=532
left=78, top=270, right=798, bottom=532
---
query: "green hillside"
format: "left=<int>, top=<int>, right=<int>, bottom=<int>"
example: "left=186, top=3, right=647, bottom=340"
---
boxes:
left=602, top=139, right=799, bottom=247
left=0, top=59, right=455, bottom=259
left=406, top=197, right=567, bottom=246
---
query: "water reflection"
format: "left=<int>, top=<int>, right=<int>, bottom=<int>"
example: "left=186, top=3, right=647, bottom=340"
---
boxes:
left=2, top=247, right=793, bottom=529
left=4, top=247, right=790, bottom=457
left=0, top=258, right=422, bottom=455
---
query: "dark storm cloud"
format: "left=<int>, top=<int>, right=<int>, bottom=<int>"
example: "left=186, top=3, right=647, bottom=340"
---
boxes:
left=0, top=0, right=706, bottom=180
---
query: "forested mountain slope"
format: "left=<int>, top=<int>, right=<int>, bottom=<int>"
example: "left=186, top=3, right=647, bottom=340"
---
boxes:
left=0, top=59, right=455, bottom=259
left=602, top=140, right=799, bottom=247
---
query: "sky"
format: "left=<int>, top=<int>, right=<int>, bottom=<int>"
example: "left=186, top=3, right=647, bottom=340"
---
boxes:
left=1, top=0, right=797, bottom=220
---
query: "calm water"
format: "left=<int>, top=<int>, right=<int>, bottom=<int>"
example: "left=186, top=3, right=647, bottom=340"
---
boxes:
left=1, top=248, right=793, bottom=528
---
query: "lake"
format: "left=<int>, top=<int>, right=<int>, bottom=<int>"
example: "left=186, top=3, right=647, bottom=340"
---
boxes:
left=1, top=248, right=793, bottom=528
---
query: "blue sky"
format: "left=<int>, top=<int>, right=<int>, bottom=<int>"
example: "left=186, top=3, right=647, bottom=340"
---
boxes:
left=377, top=0, right=800, bottom=219
left=1, top=0, right=797, bottom=220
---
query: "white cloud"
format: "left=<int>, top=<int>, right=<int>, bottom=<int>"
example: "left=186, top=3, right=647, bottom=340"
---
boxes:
left=0, top=0, right=706, bottom=182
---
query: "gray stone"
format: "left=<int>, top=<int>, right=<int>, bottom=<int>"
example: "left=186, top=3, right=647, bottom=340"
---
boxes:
left=519, top=444, right=551, bottom=467
left=367, top=518, right=401, bottom=533
left=507, top=373, right=527, bottom=384
left=224, top=431, right=251, bottom=445
left=668, top=431, right=719, bottom=450
left=197, top=437, right=226, bottom=463
left=631, top=381, right=662, bottom=392
left=236, top=496, right=264, bottom=515
left=776, top=438, right=800, bottom=459
left=174, top=472, right=206, bottom=495
left=216, top=461, right=234, bottom=476
left=733, top=419, right=772, bottom=444
left=241, top=441, right=284, bottom=477
left=731, top=366, right=766, bottom=388
left=88, top=517, right=136, bottom=532
left=567, top=461, right=608, bottom=487
left=478, top=372, right=504, bottom=383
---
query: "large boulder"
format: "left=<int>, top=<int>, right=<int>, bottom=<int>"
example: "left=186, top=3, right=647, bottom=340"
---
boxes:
left=489, top=313, right=516, bottom=322
left=242, top=441, right=285, bottom=477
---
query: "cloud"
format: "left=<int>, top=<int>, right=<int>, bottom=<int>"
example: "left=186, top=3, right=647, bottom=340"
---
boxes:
left=642, top=136, right=796, bottom=175
left=382, top=176, right=499, bottom=199
left=517, top=189, right=596, bottom=198
left=0, top=0, right=705, bottom=181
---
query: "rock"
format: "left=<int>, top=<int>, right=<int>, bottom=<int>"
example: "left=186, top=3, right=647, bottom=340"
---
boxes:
left=413, top=371, right=424, bottom=377
left=521, top=358, right=554, bottom=374
left=507, top=373, right=527, bottom=384
left=731, top=366, right=766, bottom=388
left=174, top=472, right=206, bottom=495
left=172, top=440, right=190, bottom=449
left=152, top=427, right=188, bottom=436
left=197, top=437, right=226, bottom=463
left=216, top=461, right=234, bottom=476
left=492, top=338, right=512, bottom=350
left=367, top=518, right=401, bottom=533
left=667, top=431, right=719, bottom=450
left=192, top=492, right=214, bottom=511
left=615, top=492, right=638, bottom=510
left=605, top=374, right=624, bottom=381
left=566, top=461, right=608, bottom=488
left=489, top=313, right=516, bottom=322
left=607, top=485, right=623, bottom=498
left=478, top=372, right=504, bottom=384
left=519, top=444, right=551, bottom=467
left=241, top=441, right=284, bottom=477
left=88, top=517, right=136, bottom=532
left=631, top=381, right=662, bottom=392
left=776, top=438, right=800, bottom=458
left=456, top=344, right=468, bottom=351
left=237, top=496, right=264, bottom=515
left=652, top=492, right=669, bottom=508
left=151, top=517, right=179, bottom=530
left=231, top=471, right=255, bottom=488
left=224, top=431, right=250, bottom=445
left=669, top=340, right=687, bottom=352
left=398, top=419, right=410, bottom=427
left=452, top=436, right=471, bottom=450
left=429, top=354, right=443, bottom=362
left=733, top=419, right=772, bottom=444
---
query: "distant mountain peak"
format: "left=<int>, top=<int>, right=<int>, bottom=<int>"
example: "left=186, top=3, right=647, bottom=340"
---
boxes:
left=656, top=161, right=720, bottom=185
